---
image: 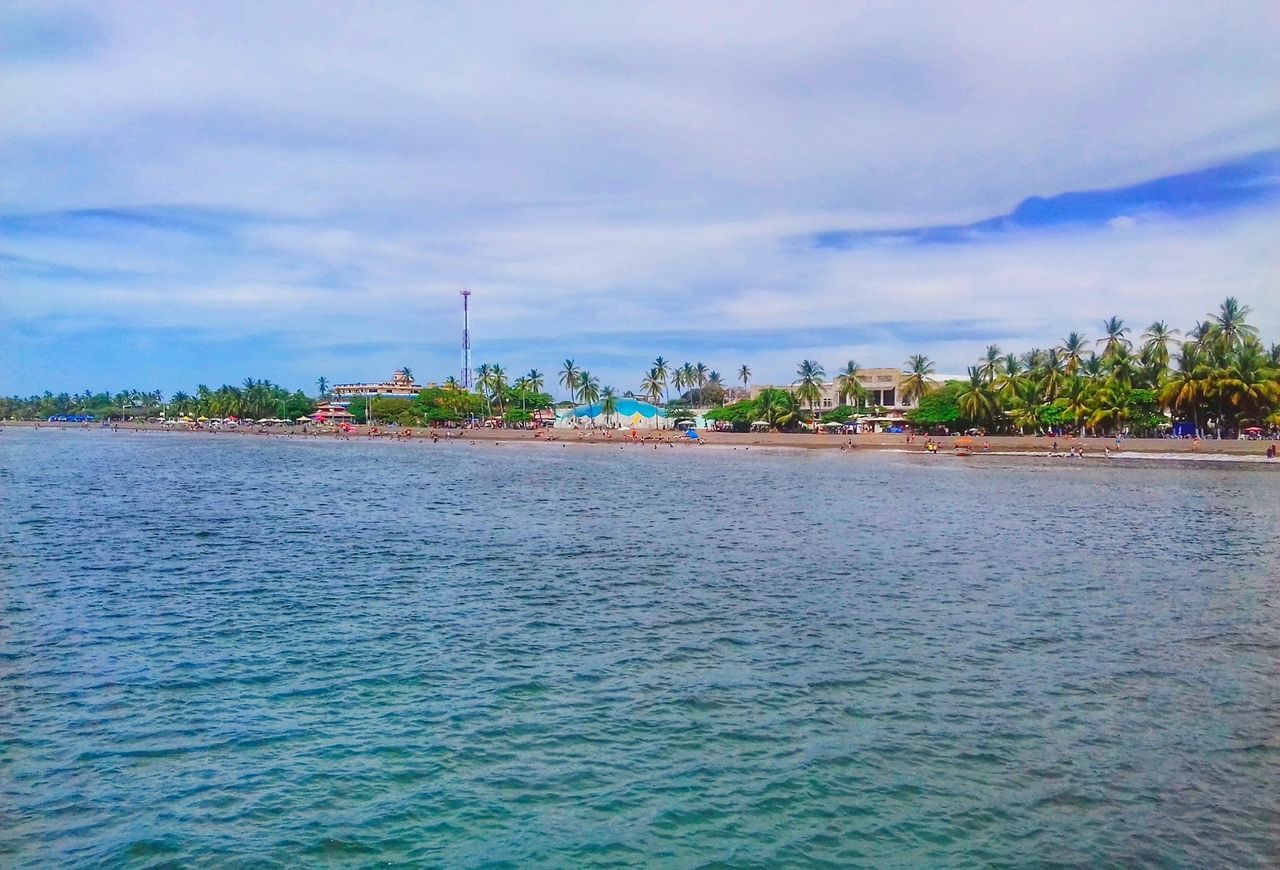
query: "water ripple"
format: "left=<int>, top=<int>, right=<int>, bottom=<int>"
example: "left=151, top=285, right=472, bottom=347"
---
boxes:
left=1, top=428, right=1278, bottom=866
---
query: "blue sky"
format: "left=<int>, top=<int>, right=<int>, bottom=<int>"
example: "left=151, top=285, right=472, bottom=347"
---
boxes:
left=2, top=1, right=1279, bottom=397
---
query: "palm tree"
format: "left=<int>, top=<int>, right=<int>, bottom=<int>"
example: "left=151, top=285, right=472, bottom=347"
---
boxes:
left=1021, top=347, right=1047, bottom=371
left=792, top=360, right=826, bottom=415
left=1081, top=353, right=1105, bottom=381
left=958, top=367, right=996, bottom=428
left=979, top=344, right=1002, bottom=384
left=1218, top=342, right=1279, bottom=428
left=900, top=354, right=935, bottom=405
left=488, top=364, right=509, bottom=413
left=525, top=369, right=544, bottom=406
left=641, top=368, right=664, bottom=406
left=651, top=357, right=670, bottom=403
left=577, top=370, right=601, bottom=406
left=995, top=354, right=1024, bottom=398
left=1142, top=321, right=1180, bottom=371
left=1209, top=296, right=1259, bottom=349
left=738, top=364, right=751, bottom=391
left=400, top=366, right=414, bottom=382
left=1098, top=316, right=1132, bottom=358
left=834, top=360, right=863, bottom=406
left=475, top=363, right=494, bottom=415
left=443, top=375, right=462, bottom=390
left=707, top=371, right=724, bottom=406
left=1039, top=349, right=1066, bottom=401
left=1060, top=332, right=1088, bottom=375
left=695, top=362, right=709, bottom=396
left=757, top=388, right=802, bottom=430
left=1005, top=378, right=1042, bottom=434
left=678, top=363, right=695, bottom=401
left=1104, top=345, right=1136, bottom=387
left=668, top=366, right=684, bottom=399
left=1062, top=376, right=1093, bottom=436
left=601, top=387, right=619, bottom=426
left=1090, top=380, right=1133, bottom=435
left=559, top=360, right=580, bottom=404
left=316, top=377, right=330, bottom=398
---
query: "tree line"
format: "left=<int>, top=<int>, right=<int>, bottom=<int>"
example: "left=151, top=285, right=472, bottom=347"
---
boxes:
left=1, top=380, right=315, bottom=422
left=7, top=297, right=1275, bottom=436
left=705, top=297, right=1278, bottom=436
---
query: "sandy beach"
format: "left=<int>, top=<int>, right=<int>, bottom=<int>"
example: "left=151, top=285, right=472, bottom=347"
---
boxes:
left=7, top=419, right=1277, bottom=461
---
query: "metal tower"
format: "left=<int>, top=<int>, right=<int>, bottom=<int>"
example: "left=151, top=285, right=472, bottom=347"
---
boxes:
left=460, top=289, right=472, bottom=389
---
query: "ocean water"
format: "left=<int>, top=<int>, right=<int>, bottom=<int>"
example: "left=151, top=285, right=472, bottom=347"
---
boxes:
left=2, top=428, right=1278, bottom=867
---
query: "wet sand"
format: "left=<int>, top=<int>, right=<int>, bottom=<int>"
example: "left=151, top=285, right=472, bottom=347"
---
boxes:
left=7, top=419, right=1276, bottom=460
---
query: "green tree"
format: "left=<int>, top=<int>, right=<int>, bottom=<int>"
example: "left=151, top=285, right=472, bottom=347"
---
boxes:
left=1098, top=316, right=1132, bottom=358
left=641, top=368, right=664, bottom=406
left=905, top=381, right=962, bottom=429
left=601, top=387, right=619, bottom=426
left=1060, top=331, right=1088, bottom=375
left=757, top=388, right=804, bottom=430
left=1142, top=321, right=1179, bottom=371
left=792, top=360, right=825, bottom=414
left=559, top=360, right=580, bottom=404
left=900, top=354, right=936, bottom=405
left=577, top=370, right=601, bottom=406
left=834, top=360, right=864, bottom=405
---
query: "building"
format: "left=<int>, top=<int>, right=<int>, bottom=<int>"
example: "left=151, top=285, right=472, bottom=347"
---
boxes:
left=311, top=401, right=355, bottom=422
left=749, top=367, right=927, bottom=427
left=332, top=369, right=424, bottom=400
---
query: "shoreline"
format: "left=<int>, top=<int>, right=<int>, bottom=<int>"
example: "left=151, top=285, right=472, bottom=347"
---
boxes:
left=6, top=420, right=1278, bottom=463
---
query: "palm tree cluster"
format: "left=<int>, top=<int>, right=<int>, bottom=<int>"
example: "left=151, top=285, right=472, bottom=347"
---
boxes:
left=3, top=379, right=315, bottom=421
left=925, top=298, right=1277, bottom=436
left=634, top=357, right=736, bottom=408
left=170, top=379, right=315, bottom=420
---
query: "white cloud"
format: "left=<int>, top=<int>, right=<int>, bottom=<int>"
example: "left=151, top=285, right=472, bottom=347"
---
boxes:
left=1, top=0, right=1278, bottom=392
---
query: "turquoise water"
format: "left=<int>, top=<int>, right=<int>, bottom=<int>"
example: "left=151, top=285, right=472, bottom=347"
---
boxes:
left=2, top=428, right=1278, bottom=866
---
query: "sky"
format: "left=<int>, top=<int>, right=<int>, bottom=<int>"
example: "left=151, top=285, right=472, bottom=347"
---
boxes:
left=2, top=0, right=1279, bottom=398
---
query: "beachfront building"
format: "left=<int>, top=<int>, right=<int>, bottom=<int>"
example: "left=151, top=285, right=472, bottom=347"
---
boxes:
left=555, top=398, right=680, bottom=430
left=311, top=401, right=355, bottom=422
left=331, top=369, right=424, bottom=400
left=749, top=367, right=924, bottom=429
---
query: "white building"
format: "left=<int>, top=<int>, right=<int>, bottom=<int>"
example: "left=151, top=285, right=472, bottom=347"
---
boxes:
left=332, top=369, right=424, bottom=400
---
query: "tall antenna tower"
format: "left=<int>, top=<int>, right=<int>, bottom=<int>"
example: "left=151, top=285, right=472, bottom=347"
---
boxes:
left=460, top=289, right=472, bottom=389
